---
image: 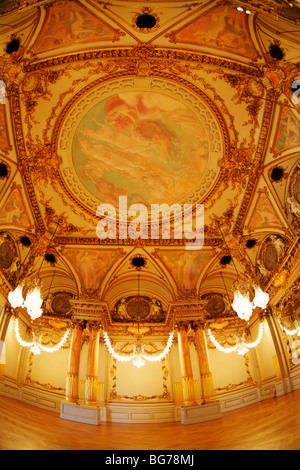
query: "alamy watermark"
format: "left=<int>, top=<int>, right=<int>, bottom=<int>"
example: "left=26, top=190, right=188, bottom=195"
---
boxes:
left=292, top=80, right=300, bottom=105
left=292, top=340, right=300, bottom=365
left=96, top=196, right=204, bottom=250
left=0, top=80, right=6, bottom=104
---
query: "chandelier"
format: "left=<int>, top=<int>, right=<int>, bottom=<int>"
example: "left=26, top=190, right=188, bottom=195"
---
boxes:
left=231, top=281, right=270, bottom=322
left=103, top=330, right=174, bottom=368
left=208, top=322, right=264, bottom=356
left=9, top=281, right=43, bottom=321
left=103, top=274, right=174, bottom=367
left=218, top=224, right=269, bottom=322
left=14, top=318, right=70, bottom=355
left=8, top=224, right=59, bottom=321
left=279, top=320, right=300, bottom=337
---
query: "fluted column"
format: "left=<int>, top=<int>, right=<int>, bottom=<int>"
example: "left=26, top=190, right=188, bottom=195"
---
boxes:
left=265, top=309, right=290, bottom=381
left=194, top=322, right=215, bottom=402
left=66, top=322, right=83, bottom=403
left=177, top=322, right=196, bottom=405
left=85, top=322, right=100, bottom=405
left=0, top=306, right=11, bottom=378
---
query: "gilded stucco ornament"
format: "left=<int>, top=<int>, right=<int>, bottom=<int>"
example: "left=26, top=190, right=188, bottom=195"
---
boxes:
left=257, top=234, right=287, bottom=283
left=259, top=45, right=300, bottom=106
left=44, top=292, right=73, bottom=317
left=203, top=293, right=230, bottom=318
left=113, top=296, right=166, bottom=323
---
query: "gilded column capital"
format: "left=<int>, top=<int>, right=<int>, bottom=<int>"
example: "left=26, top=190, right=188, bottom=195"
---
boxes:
left=70, top=320, right=84, bottom=330
left=193, top=320, right=207, bottom=331
left=87, top=321, right=102, bottom=332
left=175, top=321, right=190, bottom=332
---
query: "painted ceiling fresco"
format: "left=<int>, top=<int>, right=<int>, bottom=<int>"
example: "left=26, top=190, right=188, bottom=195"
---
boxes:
left=73, top=91, right=209, bottom=207
left=32, top=1, right=121, bottom=53
left=168, top=4, right=258, bottom=59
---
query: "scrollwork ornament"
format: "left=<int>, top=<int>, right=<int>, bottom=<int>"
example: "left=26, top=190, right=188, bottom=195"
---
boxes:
left=257, top=234, right=287, bottom=283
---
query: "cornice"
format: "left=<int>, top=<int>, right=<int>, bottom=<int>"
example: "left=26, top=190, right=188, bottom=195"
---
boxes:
left=24, top=46, right=263, bottom=76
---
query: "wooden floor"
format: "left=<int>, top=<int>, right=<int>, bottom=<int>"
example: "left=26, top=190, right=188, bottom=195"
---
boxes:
left=1, top=390, right=300, bottom=450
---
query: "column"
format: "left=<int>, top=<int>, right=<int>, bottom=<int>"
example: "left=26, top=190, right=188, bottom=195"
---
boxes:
left=177, top=322, right=196, bottom=405
left=265, top=309, right=292, bottom=394
left=194, top=322, right=215, bottom=403
left=85, top=322, right=100, bottom=405
left=66, top=322, right=83, bottom=403
left=0, top=305, right=11, bottom=342
left=0, top=306, right=11, bottom=378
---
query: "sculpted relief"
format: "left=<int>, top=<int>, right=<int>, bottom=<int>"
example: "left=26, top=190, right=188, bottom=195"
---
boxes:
left=113, top=296, right=165, bottom=323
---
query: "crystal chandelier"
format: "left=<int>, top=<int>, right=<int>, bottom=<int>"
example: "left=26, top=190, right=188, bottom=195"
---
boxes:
left=232, top=285, right=253, bottom=322
left=14, top=318, right=70, bottom=355
left=8, top=281, right=43, bottom=321
left=208, top=322, right=264, bottom=356
left=231, top=281, right=270, bottom=322
left=218, top=224, right=269, bottom=322
left=8, top=224, right=59, bottom=321
left=103, top=330, right=174, bottom=368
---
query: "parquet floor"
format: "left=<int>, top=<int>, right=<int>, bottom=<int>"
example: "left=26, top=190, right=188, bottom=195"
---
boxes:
left=1, top=390, right=300, bottom=450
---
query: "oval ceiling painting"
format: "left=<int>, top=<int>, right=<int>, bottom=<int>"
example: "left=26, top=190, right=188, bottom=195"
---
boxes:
left=72, top=91, right=210, bottom=207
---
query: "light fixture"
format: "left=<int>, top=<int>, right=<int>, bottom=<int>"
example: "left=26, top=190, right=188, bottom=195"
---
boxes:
left=103, top=274, right=174, bottom=367
left=8, top=283, right=25, bottom=309
left=8, top=224, right=59, bottom=321
left=8, top=280, right=43, bottom=321
left=231, top=282, right=269, bottom=322
left=253, top=286, right=269, bottom=310
left=236, top=6, right=251, bottom=14
left=14, top=318, right=70, bottom=355
left=279, top=320, right=300, bottom=337
left=218, top=224, right=269, bottom=322
left=208, top=322, right=264, bottom=356
left=103, top=330, right=174, bottom=368
left=232, top=282, right=254, bottom=322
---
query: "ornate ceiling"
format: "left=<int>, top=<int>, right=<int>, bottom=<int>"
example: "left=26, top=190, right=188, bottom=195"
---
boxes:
left=0, top=0, right=299, bottom=338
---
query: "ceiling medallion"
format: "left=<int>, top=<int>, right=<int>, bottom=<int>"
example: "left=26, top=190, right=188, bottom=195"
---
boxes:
left=113, top=295, right=165, bottom=323
left=130, top=254, right=146, bottom=270
left=133, top=8, right=160, bottom=33
left=50, top=293, right=73, bottom=316
left=205, top=295, right=226, bottom=316
left=0, top=162, right=9, bottom=179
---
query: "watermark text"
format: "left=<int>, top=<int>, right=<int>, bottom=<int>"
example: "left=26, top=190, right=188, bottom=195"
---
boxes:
left=96, top=196, right=204, bottom=250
